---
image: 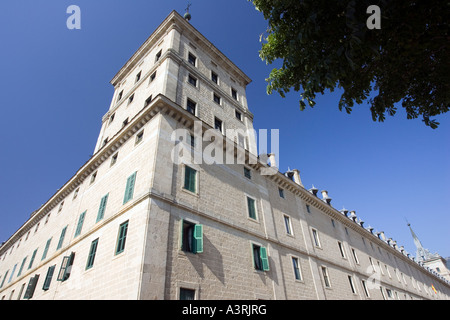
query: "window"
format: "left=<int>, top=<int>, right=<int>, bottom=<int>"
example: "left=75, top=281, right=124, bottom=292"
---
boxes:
left=57, top=252, right=75, bottom=281
left=41, top=238, right=52, bottom=260
left=231, top=88, right=238, bottom=100
left=90, top=171, right=97, bottom=185
left=96, top=194, right=109, bottom=222
left=23, top=275, right=39, bottom=299
left=292, top=257, right=302, bottom=280
left=183, top=166, right=197, bottom=193
left=56, top=226, right=68, bottom=250
left=17, top=257, right=27, bottom=277
left=252, top=244, right=269, bottom=271
left=111, top=153, right=118, bottom=166
left=128, top=93, right=134, bottom=104
left=235, top=110, right=242, bottom=121
left=115, top=221, right=129, bottom=255
left=117, top=90, right=123, bottom=102
left=73, top=187, right=80, bottom=200
left=386, top=288, right=393, bottom=299
left=86, top=238, right=99, bottom=270
left=122, top=118, right=129, bottom=127
left=28, top=249, right=38, bottom=270
left=238, top=134, right=245, bottom=149
left=150, top=71, right=157, bottom=83
left=321, top=266, right=331, bottom=288
left=348, top=276, right=357, bottom=294
left=187, top=99, right=196, bottom=115
left=213, top=93, right=221, bottom=105
left=211, top=71, right=218, bottom=84
left=155, top=49, right=162, bottom=62
left=144, top=95, right=153, bottom=107
left=0, top=271, right=8, bottom=288
left=74, top=211, right=86, bottom=237
left=351, top=248, right=359, bottom=264
left=247, top=196, right=257, bottom=220
left=361, top=280, right=370, bottom=298
left=338, top=241, right=346, bottom=258
left=306, top=204, right=311, bottom=213
left=312, top=228, right=321, bottom=247
left=123, top=172, right=137, bottom=204
left=187, top=133, right=196, bottom=148
left=188, top=52, right=196, bottom=66
left=135, top=130, right=144, bottom=145
left=180, top=288, right=196, bottom=300
left=331, top=219, right=335, bottom=228
left=244, top=167, right=251, bottom=179
left=181, top=220, right=203, bottom=254
left=58, top=201, right=64, bottom=213
left=278, top=188, right=285, bottom=198
left=135, top=71, right=141, bottom=83
left=284, top=215, right=293, bottom=235
left=214, top=117, right=223, bottom=133
left=42, top=265, right=55, bottom=291
left=188, top=74, right=197, bottom=87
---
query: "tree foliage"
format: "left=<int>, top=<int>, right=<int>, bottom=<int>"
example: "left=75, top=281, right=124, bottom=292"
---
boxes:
left=250, top=0, right=450, bottom=128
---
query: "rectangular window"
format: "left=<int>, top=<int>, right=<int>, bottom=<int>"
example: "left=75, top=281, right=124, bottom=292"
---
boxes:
left=306, top=204, right=311, bottom=213
left=57, top=252, right=75, bottom=282
left=214, top=117, right=223, bottom=133
left=86, top=238, right=99, bottom=270
left=117, top=90, right=123, bottom=102
left=351, top=248, right=359, bottom=264
left=183, top=166, right=197, bottom=193
left=41, top=238, right=52, bottom=260
left=187, top=133, right=196, bottom=148
left=135, top=71, right=141, bottom=83
left=135, top=130, right=144, bottom=145
left=181, top=220, right=203, bottom=254
left=231, top=88, right=237, bottom=100
left=321, top=266, right=331, bottom=288
left=188, top=74, right=197, bottom=87
left=188, top=52, right=196, bottom=66
left=115, top=221, right=129, bottom=255
left=155, top=49, right=162, bottom=62
left=235, top=110, right=242, bottom=121
left=96, top=194, right=109, bottom=222
left=17, top=257, right=27, bottom=277
left=111, top=153, right=118, bottom=166
left=0, top=271, right=8, bottom=289
left=123, top=172, right=137, bottom=204
left=211, top=71, right=218, bottom=84
left=144, top=95, right=153, bottom=107
left=338, top=241, right=346, bottom=258
left=348, top=275, right=356, bottom=294
left=28, top=249, right=38, bottom=270
left=56, top=226, right=68, bottom=250
left=244, top=167, right=251, bottom=179
left=90, top=172, right=97, bottom=185
left=150, top=71, right=157, bottom=82
left=180, top=288, right=196, bottom=300
left=284, top=215, right=292, bottom=235
left=42, top=265, right=55, bottom=291
left=247, top=196, right=257, bottom=220
left=362, top=280, right=370, bottom=298
left=292, top=257, right=302, bottom=280
left=23, top=275, right=39, bottom=299
left=278, top=188, right=285, bottom=198
left=74, top=211, right=86, bottom=237
left=252, top=244, right=269, bottom=271
left=213, top=93, right=221, bottom=105
left=128, top=93, right=134, bottom=105
left=312, top=229, right=321, bottom=247
left=187, top=99, right=196, bottom=115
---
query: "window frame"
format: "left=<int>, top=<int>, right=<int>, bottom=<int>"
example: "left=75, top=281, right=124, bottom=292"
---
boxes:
left=183, top=165, right=198, bottom=194
left=115, top=220, right=129, bottom=255
left=246, top=195, right=257, bottom=220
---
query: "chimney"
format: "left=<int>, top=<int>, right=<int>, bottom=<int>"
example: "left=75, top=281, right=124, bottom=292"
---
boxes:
left=268, top=153, right=277, bottom=168
left=292, top=169, right=303, bottom=186
left=340, top=208, right=349, bottom=217
left=358, top=218, right=364, bottom=228
left=365, top=225, right=374, bottom=234
left=349, top=210, right=357, bottom=222
left=377, top=231, right=386, bottom=241
left=321, top=190, right=332, bottom=205
left=309, top=185, right=318, bottom=197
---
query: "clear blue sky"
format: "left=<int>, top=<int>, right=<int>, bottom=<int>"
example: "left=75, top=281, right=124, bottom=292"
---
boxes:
left=0, top=0, right=448, bottom=258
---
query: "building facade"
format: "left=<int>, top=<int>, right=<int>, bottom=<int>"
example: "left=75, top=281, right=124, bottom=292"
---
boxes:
left=1, top=11, right=449, bottom=300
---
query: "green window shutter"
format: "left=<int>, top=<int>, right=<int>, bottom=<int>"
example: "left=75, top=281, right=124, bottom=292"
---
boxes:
left=184, top=166, right=197, bottom=193
left=57, top=252, right=75, bottom=282
left=28, top=249, right=38, bottom=270
left=247, top=197, right=256, bottom=219
left=96, top=193, right=109, bottom=222
left=42, top=265, right=55, bottom=291
left=86, top=238, right=99, bottom=270
left=23, top=275, right=39, bottom=299
left=260, top=246, right=270, bottom=271
left=75, top=211, right=86, bottom=237
left=123, top=172, right=137, bottom=204
left=17, top=256, right=27, bottom=277
left=193, top=224, right=203, bottom=254
left=180, top=219, right=184, bottom=250
left=57, top=225, right=68, bottom=250
left=0, top=271, right=8, bottom=288
left=115, top=221, right=129, bottom=255
left=41, top=238, right=52, bottom=260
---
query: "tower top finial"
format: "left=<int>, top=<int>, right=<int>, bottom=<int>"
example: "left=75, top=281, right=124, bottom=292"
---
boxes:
left=184, top=2, right=192, bottom=21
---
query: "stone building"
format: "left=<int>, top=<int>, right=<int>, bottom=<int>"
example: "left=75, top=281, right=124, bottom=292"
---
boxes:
left=1, top=10, right=449, bottom=300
